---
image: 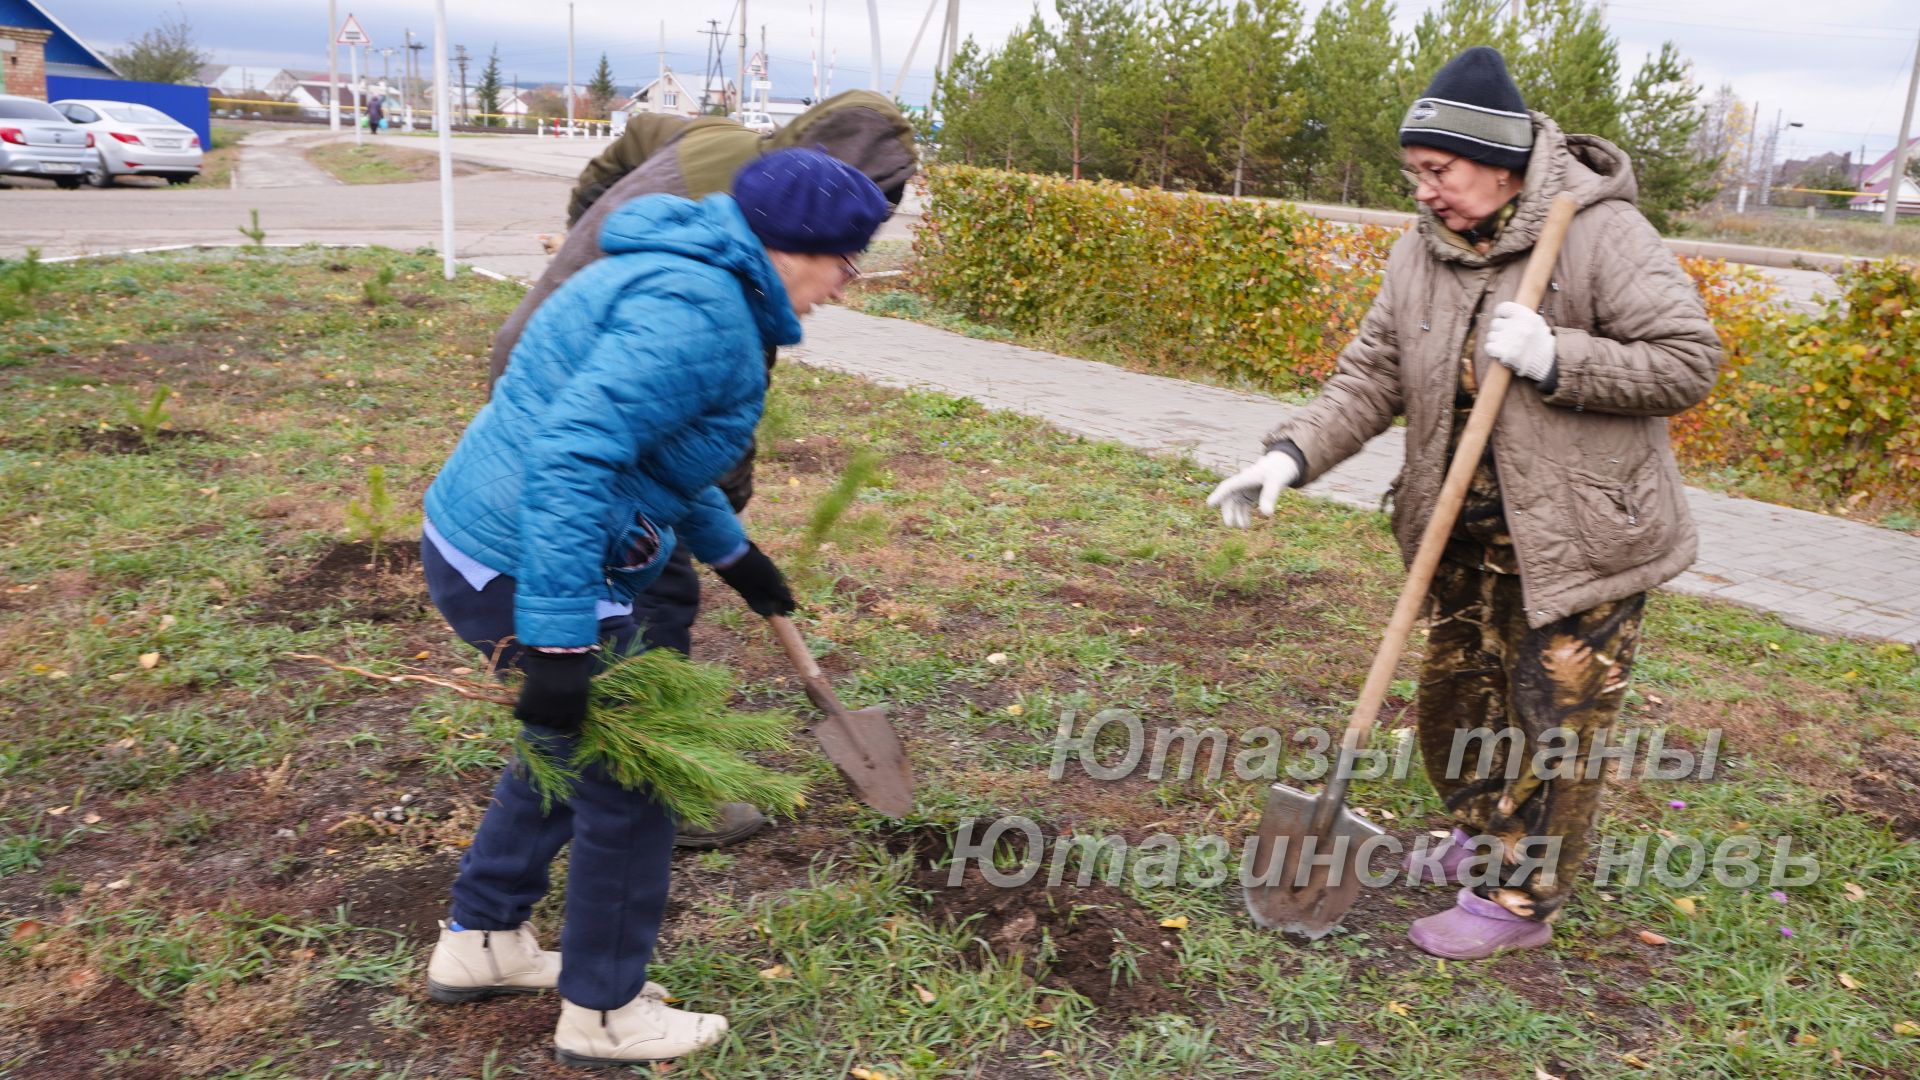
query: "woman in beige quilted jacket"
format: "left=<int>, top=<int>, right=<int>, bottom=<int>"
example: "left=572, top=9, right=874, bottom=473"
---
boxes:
left=1208, top=46, right=1722, bottom=959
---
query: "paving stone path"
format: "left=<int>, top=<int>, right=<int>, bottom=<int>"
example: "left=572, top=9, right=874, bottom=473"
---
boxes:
left=785, top=305, right=1920, bottom=645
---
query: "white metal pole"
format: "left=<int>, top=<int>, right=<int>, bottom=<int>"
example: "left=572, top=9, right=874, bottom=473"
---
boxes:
left=328, top=0, right=340, bottom=132
left=865, top=0, right=882, bottom=93
left=350, top=44, right=362, bottom=145
left=820, top=0, right=829, bottom=98
left=1886, top=30, right=1920, bottom=226
left=567, top=3, right=576, bottom=135
left=434, top=0, right=455, bottom=280
left=893, top=0, right=942, bottom=100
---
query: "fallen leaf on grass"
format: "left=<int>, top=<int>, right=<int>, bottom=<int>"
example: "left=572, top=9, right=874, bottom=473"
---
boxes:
left=1022, top=1016, right=1054, bottom=1030
left=81, top=813, right=101, bottom=825
left=913, top=984, right=936, bottom=1004
left=1534, top=1069, right=1564, bottom=1080
left=757, top=964, right=791, bottom=980
left=413, top=651, right=430, bottom=660
left=1620, top=1052, right=1650, bottom=1068
left=105, top=878, right=130, bottom=890
left=45, top=805, right=68, bottom=816
left=1671, top=896, right=1699, bottom=917
left=1842, top=882, right=1867, bottom=902
left=1005, top=703, right=1024, bottom=716
left=850, top=1069, right=892, bottom=1080
left=1158, top=916, right=1189, bottom=930
left=1891, top=1021, right=1919, bottom=1037
left=1637, top=930, right=1670, bottom=946
left=1794, top=1033, right=1818, bottom=1046
left=1838, top=972, right=1859, bottom=990
left=10, top=919, right=46, bottom=942
left=1385, top=1001, right=1410, bottom=1017
left=138, top=652, right=161, bottom=669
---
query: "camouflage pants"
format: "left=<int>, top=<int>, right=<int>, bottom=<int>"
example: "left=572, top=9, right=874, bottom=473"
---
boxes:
left=1417, top=556, right=1645, bottom=921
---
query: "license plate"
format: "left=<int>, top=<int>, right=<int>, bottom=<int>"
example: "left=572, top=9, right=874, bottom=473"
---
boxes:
left=153, top=140, right=181, bottom=149
left=40, top=163, right=76, bottom=173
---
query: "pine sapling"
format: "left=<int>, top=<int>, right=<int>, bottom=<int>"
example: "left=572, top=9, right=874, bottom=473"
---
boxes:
left=793, top=450, right=882, bottom=584
left=343, top=465, right=421, bottom=567
left=515, top=648, right=808, bottom=826
left=363, top=265, right=396, bottom=306
left=238, top=209, right=267, bottom=249
left=123, top=384, right=173, bottom=446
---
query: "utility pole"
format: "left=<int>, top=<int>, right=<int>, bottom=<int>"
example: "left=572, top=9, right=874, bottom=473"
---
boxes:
left=1760, top=109, right=1782, bottom=208
left=657, top=20, right=667, bottom=116
left=513, top=73, right=519, bottom=128
left=567, top=3, right=576, bottom=133
left=406, top=30, right=424, bottom=128
left=454, top=44, right=470, bottom=126
left=946, top=0, right=960, bottom=73
left=700, top=18, right=728, bottom=114
left=433, top=0, right=455, bottom=280
left=1736, top=100, right=1759, bottom=213
left=865, top=0, right=882, bottom=91
left=327, top=0, right=340, bottom=132
left=1886, top=30, right=1920, bottom=226
left=739, top=0, right=748, bottom=116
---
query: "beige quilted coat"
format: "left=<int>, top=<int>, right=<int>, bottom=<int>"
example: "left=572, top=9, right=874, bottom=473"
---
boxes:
left=1266, top=114, right=1723, bottom=627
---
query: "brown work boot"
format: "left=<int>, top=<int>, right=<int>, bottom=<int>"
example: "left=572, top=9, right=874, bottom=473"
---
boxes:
left=554, top=993, right=728, bottom=1067
left=671, top=802, right=767, bottom=849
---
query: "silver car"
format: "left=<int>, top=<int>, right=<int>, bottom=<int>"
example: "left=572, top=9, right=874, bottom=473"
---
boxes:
left=0, top=94, right=96, bottom=189
left=52, top=99, right=204, bottom=187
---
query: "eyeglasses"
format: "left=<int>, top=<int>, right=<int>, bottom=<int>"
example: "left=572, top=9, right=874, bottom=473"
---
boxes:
left=1401, top=156, right=1461, bottom=193
left=837, top=254, right=862, bottom=282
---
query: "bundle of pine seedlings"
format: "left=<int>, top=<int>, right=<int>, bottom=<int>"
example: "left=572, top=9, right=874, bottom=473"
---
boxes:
left=515, top=647, right=808, bottom=828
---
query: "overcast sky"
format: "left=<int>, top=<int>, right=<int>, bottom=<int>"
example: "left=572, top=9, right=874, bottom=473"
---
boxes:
left=54, top=0, right=1920, bottom=162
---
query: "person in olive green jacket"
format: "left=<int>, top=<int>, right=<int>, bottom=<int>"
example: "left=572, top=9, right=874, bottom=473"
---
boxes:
left=1208, top=47, right=1721, bottom=960
left=487, top=91, right=917, bottom=849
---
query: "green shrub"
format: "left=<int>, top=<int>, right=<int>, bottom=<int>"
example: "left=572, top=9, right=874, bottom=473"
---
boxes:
left=916, top=166, right=1398, bottom=390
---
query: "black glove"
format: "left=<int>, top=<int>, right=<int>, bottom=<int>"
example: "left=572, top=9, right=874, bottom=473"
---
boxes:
left=514, top=650, right=595, bottom=733
left=711, top=542, right=796, bottom=617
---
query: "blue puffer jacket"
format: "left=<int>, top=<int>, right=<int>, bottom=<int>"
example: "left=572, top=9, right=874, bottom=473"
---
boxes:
left=424, top=193, right=803, bottom=647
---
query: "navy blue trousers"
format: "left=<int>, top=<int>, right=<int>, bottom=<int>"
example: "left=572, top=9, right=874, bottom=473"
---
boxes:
left=420, top=537, right=675, bottom=1011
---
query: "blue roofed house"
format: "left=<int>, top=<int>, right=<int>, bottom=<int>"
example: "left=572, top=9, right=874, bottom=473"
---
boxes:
left=0, top=0, right=117, bottom=99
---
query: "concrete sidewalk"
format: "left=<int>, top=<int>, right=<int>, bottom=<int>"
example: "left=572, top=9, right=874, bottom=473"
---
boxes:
left=783, top=305, right=1920, bottom=645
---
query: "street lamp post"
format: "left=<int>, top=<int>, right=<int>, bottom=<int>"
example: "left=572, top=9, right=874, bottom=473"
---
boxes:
left=1758, top=112, right=1803, bottom=208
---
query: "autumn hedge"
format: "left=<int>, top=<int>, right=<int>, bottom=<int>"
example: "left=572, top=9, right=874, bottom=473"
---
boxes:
left=915, top=166, right=1919, bottom=507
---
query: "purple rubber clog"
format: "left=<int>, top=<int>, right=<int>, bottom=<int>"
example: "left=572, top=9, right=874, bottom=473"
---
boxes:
left=1407, top=887, right=1552, bottom=960
left=1404, top=828, right=1477, bottom=886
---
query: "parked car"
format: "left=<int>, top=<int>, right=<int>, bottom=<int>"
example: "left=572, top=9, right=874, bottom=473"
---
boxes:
left=731, top=110, right=777, bottom=134
left=51, top=99, right=203, bottom=187
left=0, top=94, right=97, bottom=189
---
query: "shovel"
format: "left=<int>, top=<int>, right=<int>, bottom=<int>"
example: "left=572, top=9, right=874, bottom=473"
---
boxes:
left=1244, top=195, right=1580, bottom=938
left=767, top=614, right=915, bottom=818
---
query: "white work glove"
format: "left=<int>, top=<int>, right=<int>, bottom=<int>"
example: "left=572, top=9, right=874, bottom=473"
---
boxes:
left=1206, top=450, right=1301, bottom=528
left=1484, top=300, right=1556, bottom=383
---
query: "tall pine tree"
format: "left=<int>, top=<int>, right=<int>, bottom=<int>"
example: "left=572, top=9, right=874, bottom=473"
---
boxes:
left=476, top=47, right=505, bottom=127
left=1198, top=0, right=1306, bottom=197
left=587, top=53, right=618, bottom=119
left=1295, top=0, right=1404, bottom=205
left=1619, top=42, right=1717, bottom=231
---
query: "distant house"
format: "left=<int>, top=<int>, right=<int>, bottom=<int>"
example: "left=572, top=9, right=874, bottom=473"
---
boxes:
left=203, top=64, right=299, bottom=99
left=1849, top=138, right=1920, bottom=216
left=630, top=71, right=735, bottom=119
left=0, top=0, right=117, bottom=99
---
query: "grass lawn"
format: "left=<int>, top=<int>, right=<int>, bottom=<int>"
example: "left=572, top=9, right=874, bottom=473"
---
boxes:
left=306, top=142, right=488, bottom=185
left=1, top=249, right=1918, bottom=1079
left=1678, top=210, right=1920, bottom=261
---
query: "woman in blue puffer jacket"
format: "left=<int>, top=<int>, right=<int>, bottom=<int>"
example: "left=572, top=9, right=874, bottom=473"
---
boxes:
left=414, top=148, right=889, bottom=1068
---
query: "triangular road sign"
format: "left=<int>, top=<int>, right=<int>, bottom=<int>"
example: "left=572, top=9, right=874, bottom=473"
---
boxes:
left=336, top=14, right=370, bottom=46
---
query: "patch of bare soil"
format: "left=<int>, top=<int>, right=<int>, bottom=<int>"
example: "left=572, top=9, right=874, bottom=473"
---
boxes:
left=338, top=854, right=462, bottom=944
left=47, top=426, right=214, bottom=454
left=1839, top=745, right=1920, bottom=841
left=251, top=540, right=426, bottom=629
left=25, top=980, right=182, bottom=1079
left=893, top=826, right=1184, bottom=1018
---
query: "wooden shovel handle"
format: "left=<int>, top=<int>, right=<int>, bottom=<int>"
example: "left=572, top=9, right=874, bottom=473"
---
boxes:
left=768, top=614, right=846, bottom=717
left=1313, top=196, right=1579, bottom=829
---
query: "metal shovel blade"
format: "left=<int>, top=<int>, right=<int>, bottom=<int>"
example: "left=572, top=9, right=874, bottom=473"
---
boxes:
left=812, top=704, right=914, bottom=818
left=1242, top=782, right=1387, bottom=939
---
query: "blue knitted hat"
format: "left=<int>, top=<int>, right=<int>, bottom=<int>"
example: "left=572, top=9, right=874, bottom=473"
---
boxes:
left=732, top=147, right=891, bottom=255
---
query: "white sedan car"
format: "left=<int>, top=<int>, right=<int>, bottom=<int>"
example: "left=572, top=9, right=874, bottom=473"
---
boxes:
left=50, top=99, right=203, bottom=187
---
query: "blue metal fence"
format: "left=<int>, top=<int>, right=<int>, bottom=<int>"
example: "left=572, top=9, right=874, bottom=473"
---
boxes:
left=44, top=76, right=211, bottom=149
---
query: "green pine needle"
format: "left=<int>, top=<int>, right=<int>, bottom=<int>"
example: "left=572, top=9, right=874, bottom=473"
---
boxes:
left=515, top=648, right=807, bottom=829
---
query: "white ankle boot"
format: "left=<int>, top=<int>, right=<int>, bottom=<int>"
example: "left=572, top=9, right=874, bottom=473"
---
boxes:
left=553, top=993, right=728, bottom=1067
left=426, top=921, right=560, bottom=1002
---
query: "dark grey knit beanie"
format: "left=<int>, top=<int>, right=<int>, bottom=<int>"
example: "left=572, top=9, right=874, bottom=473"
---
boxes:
left=1399, top=46, right=1532, bottom=172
